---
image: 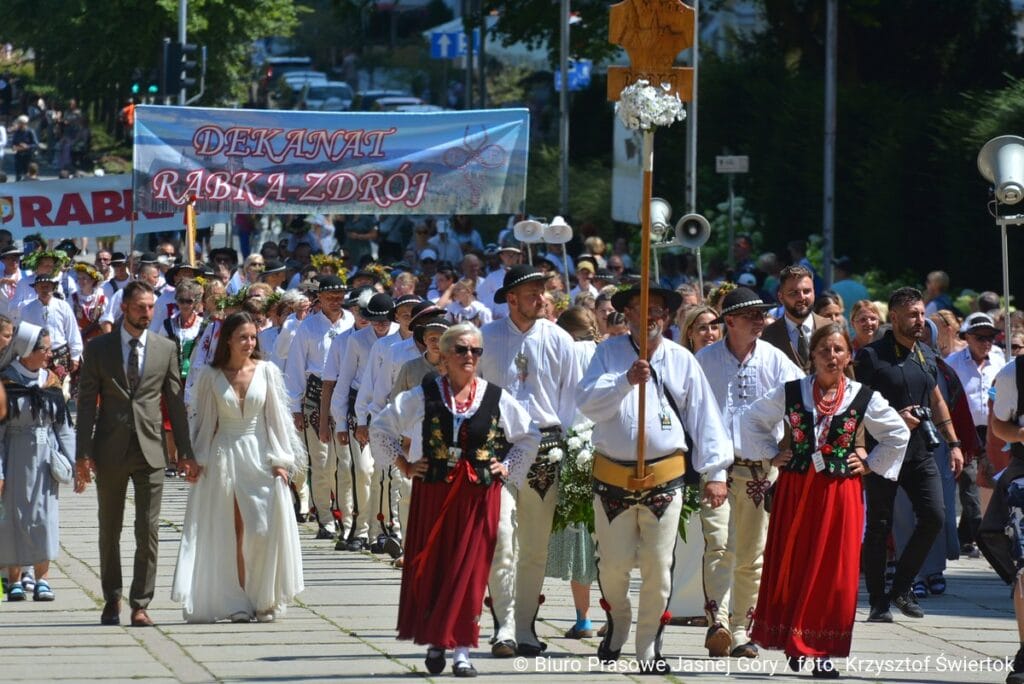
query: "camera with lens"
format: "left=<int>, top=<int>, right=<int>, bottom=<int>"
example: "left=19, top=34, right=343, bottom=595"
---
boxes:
left=910, top=406, right=942, bottom=451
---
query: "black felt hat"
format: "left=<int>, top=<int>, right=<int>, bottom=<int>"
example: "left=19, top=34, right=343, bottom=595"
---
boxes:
left=493, top=265, right=553, bottom=304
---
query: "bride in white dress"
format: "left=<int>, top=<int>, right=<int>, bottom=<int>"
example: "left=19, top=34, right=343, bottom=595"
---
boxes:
left=172, top=312, right=305, bottom=623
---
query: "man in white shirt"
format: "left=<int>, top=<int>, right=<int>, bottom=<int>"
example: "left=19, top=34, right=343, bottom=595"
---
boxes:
left=478, top=265, right=580, bottom=657
left=569, top=258, right=599, bottom=301
left=478, top=245, right=521, bottom=320
left=331, top=293, right=396, bottom=551
left=16, top=274, right=84, bottom=389
left=946, top=312, right=1005, bottom=557
left=0, top=246, right=23, bottom=318
left=578, top=284, right=732, bottom=675
left=694, top=287, right=804, bottom=658
left=426, top=221, right=464, bottom=265
left=284, top=276, right=353, bottom=539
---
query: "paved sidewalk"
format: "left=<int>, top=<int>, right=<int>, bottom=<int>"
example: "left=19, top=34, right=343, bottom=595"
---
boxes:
left=0, top=479, right=1018, bottom=683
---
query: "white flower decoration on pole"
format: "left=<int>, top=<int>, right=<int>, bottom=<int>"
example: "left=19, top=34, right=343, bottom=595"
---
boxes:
left=615, top=79, right=687, bottom=132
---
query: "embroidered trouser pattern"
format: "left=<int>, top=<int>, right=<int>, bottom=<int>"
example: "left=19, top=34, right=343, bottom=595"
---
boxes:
left=595, top=491, right=682, bottom=662
left=700, top=463, right=776, bottom=646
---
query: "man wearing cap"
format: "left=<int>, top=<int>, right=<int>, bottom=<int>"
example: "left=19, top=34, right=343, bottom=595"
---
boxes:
left=0, top=245, right=24, bottom=318
left=480, top=264, right=580, bottom=657
left=102, top=252, right=132, bottom=300
left=284, top=276, right=354, bottom=539
left=478, top=245, right=521, bottom=320
left=355, top=294, right=423, bottom=554
left=761, top=265, right=832, bottom=373
left=570, top=258, right=599, bottom=301
left=16, top=274, right=85, bottom=388
left=945, top=312, right=1005, bottom=558
left=329, top=292, right=397, bottom=551
left=830, top=256, right=869, bottom=321
left=694, top=287, right=804, bottom=658
left=578, top=284, right=732, bottom=674
left=260, top=259, right=288, bottom=292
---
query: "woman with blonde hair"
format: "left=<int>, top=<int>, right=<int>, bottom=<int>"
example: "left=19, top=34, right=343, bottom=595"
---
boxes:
left=680, top=305, right=721, bottom=353
left=930, top=309, right=966, bottom=357
left=851, top=300, right=882, bottom=351
left=583, top=236, right=607, bottom=268
left=227, top=254, right=266, bottom=295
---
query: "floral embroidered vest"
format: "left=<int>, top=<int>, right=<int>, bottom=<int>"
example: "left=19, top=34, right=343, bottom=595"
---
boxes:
left=783, top=380, right=872, bottom=477
left=421, top=378, right=511, bottom=486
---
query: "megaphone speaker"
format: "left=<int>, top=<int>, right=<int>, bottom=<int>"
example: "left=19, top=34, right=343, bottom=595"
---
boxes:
left=544, top=216, right=573, bottom=244
left=978, top=135, right=1024, bottom=205
left=675, top=213, right=711, bottom=249
left=649, top=198, right=672, bottom=240
left=513, top=219, right=545, bottom=244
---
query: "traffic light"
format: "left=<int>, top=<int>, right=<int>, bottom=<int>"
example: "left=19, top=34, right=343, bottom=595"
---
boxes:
left=164, top=41, right=201, bottom=95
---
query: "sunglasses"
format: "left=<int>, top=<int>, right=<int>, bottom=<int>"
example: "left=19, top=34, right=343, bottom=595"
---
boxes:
left=177, top=299, right=195, bottom=305
left=452, top=344, right=483, bottom=357
left=972, top=334, right=997, bottom=343
left=1013, top=344, right=1024, bottom=353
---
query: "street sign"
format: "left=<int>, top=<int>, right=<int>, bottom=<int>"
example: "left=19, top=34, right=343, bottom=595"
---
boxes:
left=554, top=59, right=593, bottom=92
left=716, top=155, right=749, bottom=173
left=430, top=29, right=481, bottom=59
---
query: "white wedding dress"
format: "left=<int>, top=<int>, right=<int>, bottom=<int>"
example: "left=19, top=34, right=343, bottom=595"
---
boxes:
left=172, top=361, right=305, bottom=622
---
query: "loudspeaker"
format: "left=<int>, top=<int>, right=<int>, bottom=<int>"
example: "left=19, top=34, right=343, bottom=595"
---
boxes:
left=675, top=213, right=711, bottom=248
left=544, top=216, right=573, bottom=244
left=978, top=135, right=1024, bottom=205
left=513, top=219, right=545, bottom=243
left=649, top=197, right=673, bottom=241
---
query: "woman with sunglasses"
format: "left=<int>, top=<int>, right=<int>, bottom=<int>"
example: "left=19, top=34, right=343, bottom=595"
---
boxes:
left=370, top=322, right=540, bottom=678
left=161, top=279, right=208, bottom=474
left=227, top=254, right=266, bottom=296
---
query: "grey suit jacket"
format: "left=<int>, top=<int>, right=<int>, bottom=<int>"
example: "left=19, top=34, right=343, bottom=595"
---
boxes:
left=75, top=327, right=193, bottom=469
left=761, top=312, right=833, bottom=373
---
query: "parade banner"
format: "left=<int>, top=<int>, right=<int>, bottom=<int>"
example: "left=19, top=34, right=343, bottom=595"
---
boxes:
left=0, top=175, right=188, bottom=239
left=133, top=105, right=530, bottom=215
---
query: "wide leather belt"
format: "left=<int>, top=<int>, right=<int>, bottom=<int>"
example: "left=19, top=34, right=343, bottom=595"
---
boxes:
left=538, top=426, right=563, bottom=453
left=592, top=451, right=686, bottom=491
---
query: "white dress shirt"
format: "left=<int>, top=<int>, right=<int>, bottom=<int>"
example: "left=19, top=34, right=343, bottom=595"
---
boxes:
left=946, top=347, right=1005, bottom=426
left=17, top=297, right=84, bottom=360
left=696, top=339, right=804, bottom=467
left=120, top=325, right=148, bottom=379
left=328, top=323, right=380, bottom=424
left=0, top=267, right=21, bottom=318
left=148, top=288, right=180, bottom=333
left=259, top=326, right=282, bottom=371
left=273, top=314, right=302, bottom=365
left=478, top=316, right=580, bottom=432
left=354, top=324, right=400, bottom=425
left=992, top=358, right=1023, bottom=427
left=578, top=334, right=733, bottom=481
left=741, top=376, right=910, bottom=481
left=365, top=334, right=419, bottom=424
left=785, top=315, right=813, bottom=353
left=478, top=267, right=508, bottom=318
left=369, top=378, right=541, bottom=487
left=11, top=271, right=76, bottom=310
left=283, top=311, right=354, bottom=413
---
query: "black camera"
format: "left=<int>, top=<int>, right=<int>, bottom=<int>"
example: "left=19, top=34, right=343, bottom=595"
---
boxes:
left=910, top=406, right=942, bottom=451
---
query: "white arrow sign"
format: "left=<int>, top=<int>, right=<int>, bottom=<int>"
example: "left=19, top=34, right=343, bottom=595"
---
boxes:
left=437, top=33, right=452, bottom=58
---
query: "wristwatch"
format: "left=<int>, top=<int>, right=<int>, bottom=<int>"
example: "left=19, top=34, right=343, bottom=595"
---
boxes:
left=947, top=440, right=962, bottom=449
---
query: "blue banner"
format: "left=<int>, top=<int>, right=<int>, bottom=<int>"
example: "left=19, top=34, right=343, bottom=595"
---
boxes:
left=133, top=105, right=530, bottom=215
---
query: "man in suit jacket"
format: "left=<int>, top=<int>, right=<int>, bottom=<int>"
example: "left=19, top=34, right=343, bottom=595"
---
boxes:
left=761, top=264, right=832, bottom=373
left=74, top=280, right=197, bottom=627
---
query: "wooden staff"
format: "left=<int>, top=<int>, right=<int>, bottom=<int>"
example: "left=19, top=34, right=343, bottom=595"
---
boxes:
left=185, top=196, right=197, bottom=267
left=629, top=130, right=655, bottom=490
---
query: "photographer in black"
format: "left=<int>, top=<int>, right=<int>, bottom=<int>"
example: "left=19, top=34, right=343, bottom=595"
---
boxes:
left=855, top=287, right=964, bottom=622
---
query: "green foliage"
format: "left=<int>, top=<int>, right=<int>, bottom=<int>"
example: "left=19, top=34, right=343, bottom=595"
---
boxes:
left=487, top=0, right=619, bottom=68
left=525, top=144, right=610, bottom=226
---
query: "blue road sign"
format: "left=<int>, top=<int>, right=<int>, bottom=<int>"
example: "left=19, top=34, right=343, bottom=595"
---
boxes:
left=430, top=29, right=481, bottom=59
left=554, top=59, right=593, bottom=92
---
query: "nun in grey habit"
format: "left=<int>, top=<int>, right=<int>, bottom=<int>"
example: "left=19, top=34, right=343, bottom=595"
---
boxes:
left=0, top=322, right=75, bottom=601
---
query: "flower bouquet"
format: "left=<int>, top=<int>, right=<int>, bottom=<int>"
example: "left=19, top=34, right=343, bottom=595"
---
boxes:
left=552, top=419, right=596, bottom=533
left=615, top=79, right=686, bottom=132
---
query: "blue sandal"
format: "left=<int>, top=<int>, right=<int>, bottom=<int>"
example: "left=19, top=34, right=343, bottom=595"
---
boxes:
left=33, top=580, right=54, bottom=602
left=7, top=583, right=26, bottom=601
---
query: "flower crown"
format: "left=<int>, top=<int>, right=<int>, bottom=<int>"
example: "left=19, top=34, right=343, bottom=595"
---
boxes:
left=23, top=249, right=70, bottom=271
left=73, top=262, right=102, bottom=281
left=363, top=262, right=392, bottom=289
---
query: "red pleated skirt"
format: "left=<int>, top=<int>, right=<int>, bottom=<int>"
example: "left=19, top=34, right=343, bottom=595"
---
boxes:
left=397, top=462, right=501, bottom=649
left=750, top=468, right=863, bottom=658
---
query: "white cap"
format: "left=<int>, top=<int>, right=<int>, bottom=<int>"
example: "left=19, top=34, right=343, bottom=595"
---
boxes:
left=419, top=248, right=438, bottom=261
left=737, top=272, right=757, bottom=287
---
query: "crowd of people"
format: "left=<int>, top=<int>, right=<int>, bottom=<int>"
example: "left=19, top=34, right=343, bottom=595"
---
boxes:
left=0, top=213, right=1023, bottom=682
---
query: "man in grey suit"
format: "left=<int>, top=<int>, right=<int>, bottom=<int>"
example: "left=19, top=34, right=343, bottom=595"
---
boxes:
left=74, top=280, right=197, bottom=627
left=760, top=264, right=832, bottom=374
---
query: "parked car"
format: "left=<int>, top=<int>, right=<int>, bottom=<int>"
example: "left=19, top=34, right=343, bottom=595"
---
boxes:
left=372, top=96, right=425, bottom=111
left=257, top=56, right=313, bottom=105
left=272, top=71, right=329, bottom=107
left=352, top=89, right=413, bottom=111
left=298, top=82, right=355, bottom=112
left=393, top=104, right=448, bottom=113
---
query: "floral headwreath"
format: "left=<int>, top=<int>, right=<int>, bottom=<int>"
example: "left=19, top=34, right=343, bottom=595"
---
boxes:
left=73, top=262, right=102, bottom=282
left=363, top=262, right=392, bottom=289
left=23, top=249, right=71, bottom=271
left=262, top=290, right=283, bottom=314
left=311, top=254, right=347, bottom=281
left=216, top=286, right=248, bottom=311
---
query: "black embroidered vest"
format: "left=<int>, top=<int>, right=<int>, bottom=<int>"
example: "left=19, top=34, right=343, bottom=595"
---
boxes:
left=421, top=378, right=511, bottom=485
left=783, top=380, right=872, bottom=477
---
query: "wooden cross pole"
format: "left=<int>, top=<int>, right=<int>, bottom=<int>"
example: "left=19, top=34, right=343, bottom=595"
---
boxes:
left=607, top=0, right=695, bottom=488
left=184, top=196, right=197, bottom=267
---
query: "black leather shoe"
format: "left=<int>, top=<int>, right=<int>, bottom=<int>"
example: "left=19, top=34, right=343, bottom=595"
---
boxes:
left=316, top=526, right=335, bottom=540
left=383, top=535, right=403, bottom=559
left=346, top=537, right=369, bottom=552
left=491, top=639, right=516, bottom=658
left=516, top=641, right=547, bottom=656
left=892, top=591, right=925, bottom=618
left=369, top=536, right=387, bottom=554
left=637, top=658, right=672, bottom=675
left=866, top=602, right=893, bottom=623
left=100, top=600, right=121, bottom=625
left=731, top=642, right=759, bottom=658
left=453, top=662, right=478, bottom=678
left=597, top=642, right=621, bottom=664
left=424, top=648, right=445, bottom=675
